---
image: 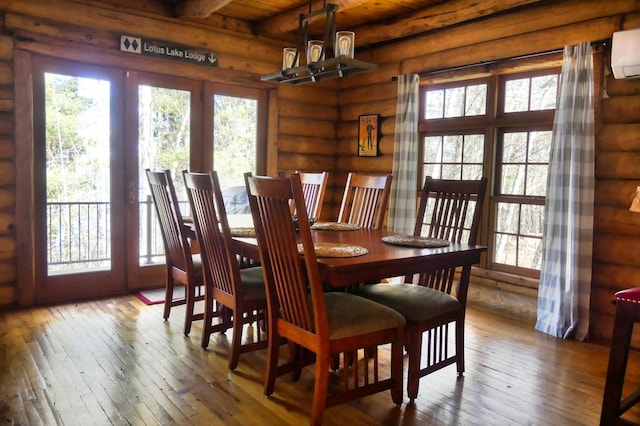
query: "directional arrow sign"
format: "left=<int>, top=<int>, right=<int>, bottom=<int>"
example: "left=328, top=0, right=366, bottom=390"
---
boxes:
left=120, top=35, right=218, bottom=67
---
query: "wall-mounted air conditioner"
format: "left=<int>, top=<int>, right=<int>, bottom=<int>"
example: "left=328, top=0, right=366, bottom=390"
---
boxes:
left=611, top=28, right=640, bottom=79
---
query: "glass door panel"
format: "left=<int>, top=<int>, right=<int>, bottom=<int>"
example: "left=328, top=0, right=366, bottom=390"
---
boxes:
left=31, top=61, right=268, bottom=302
left=33, top=57, right=126, bottom=303
left=214, top=94, right=257, bottom=213
left=213, top=94, right=257, bottom=187
left=45, top=73, right=113, bottom=274
left=125, top=72, right=202, bottom=289
left=138, top=85, right=192, bottom=267
left=209, top=86, right=266, bottom=215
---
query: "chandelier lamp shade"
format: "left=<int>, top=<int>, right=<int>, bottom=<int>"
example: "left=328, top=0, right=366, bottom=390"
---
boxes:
left=261, top=2, right=378, bottom=84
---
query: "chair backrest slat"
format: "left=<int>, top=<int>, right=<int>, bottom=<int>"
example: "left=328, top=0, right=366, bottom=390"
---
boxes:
left=338, top=173, right=392, bottom=230
left=146, top=169, right=192, bottom=273
left=412, top=176, right=488, bottom=294
left=415, top=176, right=488, bottom=245
left=246, top=174, right=326, bottom=337
left=294, top=171, right=328, bottom=220
left=183, top=171, right=241, bottom=298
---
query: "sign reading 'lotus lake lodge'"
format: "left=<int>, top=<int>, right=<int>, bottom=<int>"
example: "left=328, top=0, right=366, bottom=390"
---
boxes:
left=120, top=35, right=218, bottom=67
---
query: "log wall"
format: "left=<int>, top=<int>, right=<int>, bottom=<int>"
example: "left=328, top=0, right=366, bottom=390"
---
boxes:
left=276, top=83, right=339, bottom=221
left=333, top=0, right=640, bottom=342
left=591, top=74, right=640, bottom=345
left=0, top=0, right=340, bottom=306
left=0, top=0, right=638, bottom=344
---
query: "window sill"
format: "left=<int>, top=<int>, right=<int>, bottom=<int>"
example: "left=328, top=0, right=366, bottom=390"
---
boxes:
left=472, top=266, right=539, bottom=291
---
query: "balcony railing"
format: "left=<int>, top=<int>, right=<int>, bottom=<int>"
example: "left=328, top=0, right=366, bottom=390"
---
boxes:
left=47, top=189, right=249, bottom=273
left=47, top=198, right=171, bottom=273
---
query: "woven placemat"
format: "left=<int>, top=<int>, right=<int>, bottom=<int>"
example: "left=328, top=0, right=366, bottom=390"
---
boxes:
left=311, top=221, right=361, bottom=231
left=297, top=242, right=369, bottom=258
left=230, top=227, right=256, bottom=237
left=382, top=235, right=450, bottom=248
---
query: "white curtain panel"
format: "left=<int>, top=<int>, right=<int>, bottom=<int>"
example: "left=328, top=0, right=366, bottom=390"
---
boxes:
left=535, top=43, right=595, bottom=340
left=388, top=73, right=420, bottom=233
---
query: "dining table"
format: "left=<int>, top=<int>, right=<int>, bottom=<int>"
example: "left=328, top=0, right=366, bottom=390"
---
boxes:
left=227, top=217, right=487, bottom=288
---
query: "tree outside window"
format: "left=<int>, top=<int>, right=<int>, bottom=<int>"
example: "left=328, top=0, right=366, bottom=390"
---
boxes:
left=419, top=68, right=559, bottom=278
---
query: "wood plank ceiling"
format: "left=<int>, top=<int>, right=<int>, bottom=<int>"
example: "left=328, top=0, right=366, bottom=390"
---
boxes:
left=155, top=0, right=549, bottom=48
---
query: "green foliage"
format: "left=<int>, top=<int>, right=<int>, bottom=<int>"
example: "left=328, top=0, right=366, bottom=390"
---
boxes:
left=45, top=73, right=110, bottom=202
left=213, top=95, right=257, bottom=189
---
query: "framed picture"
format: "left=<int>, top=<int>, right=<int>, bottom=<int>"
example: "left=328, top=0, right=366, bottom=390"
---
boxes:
left=358, top=114, right=379, bottom=157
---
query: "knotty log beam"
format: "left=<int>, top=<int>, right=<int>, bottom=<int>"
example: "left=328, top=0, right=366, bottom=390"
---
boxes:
left=593, top=264, right=640, bottom=296
left=598, top=123, right=640, bottom=151
left=278, top=135, right=336, bottom=155
left=175, top=0, right=235, bottom=18
left=596, top=152, right=640, bottom=179
left=278, top=152, right=335, bottom=171
left=401, top=16, right=622, bottom=76
left=606, top=74, right=640, bottom=96
left=354, top=0, right=546, bottom=47
left=596, top=180, right=640, bottom=206
left=254, top=0, right=369, bottom=36
left=280, top=117, right=336, bottom=139
left=9, top=17, right=280, bottom=80
left=601, top=96, right=640, bottom=124
left=279, top=98, right=338, bottom=121
left=367, top=0, right=636, bottom=67
left=594, top=233, right=640, bottom=268
left=4, top=0, right=253, bottom=38
left=278, top=84, right=338, bottom=105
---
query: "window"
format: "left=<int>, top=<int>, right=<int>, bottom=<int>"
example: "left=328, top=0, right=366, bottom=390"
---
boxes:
left=419, top=68, right=559, bottom=278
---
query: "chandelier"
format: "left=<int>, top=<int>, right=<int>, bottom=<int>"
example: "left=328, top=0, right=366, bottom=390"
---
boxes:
left=260, top=2, right=378, bottom=85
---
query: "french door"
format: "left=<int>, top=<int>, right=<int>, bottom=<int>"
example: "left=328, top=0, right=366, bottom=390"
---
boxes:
left=33, top=57, right=127, bottom=303
left=124, top=71, right=202, bottom=288
left=32, top=57, right=266, bottom=303
left=125, top=75, right=266, bottom=290
left=33, top=57, right=267, bottom=303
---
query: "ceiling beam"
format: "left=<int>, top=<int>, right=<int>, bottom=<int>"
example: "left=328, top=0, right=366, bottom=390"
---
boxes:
left=176, top=0, right=235, bottom=18
left=176, top=0, right=548, bottom=48
left=254, top=0, right=369, bottom=36
left=352, top=0, right=547, bottom=47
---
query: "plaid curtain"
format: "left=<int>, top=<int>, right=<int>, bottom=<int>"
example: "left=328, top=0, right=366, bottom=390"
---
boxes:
left=535, top=43, right=594, bottom=340
left=388, top=74, right=419, bottom=233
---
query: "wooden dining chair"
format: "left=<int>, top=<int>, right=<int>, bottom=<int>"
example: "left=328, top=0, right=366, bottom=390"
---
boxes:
left=600, top=287, right=640, bottom=425
left=145, top=169, right=204, bottom=336
left=352, top=176, right=488, bottom=401
left=245, top=173, right=405, bottom=425
left=183, top=170, right=268, bottom=369
left=291, top=171, right=329, bottom=220
left=337, top=172, right=392, bottom=230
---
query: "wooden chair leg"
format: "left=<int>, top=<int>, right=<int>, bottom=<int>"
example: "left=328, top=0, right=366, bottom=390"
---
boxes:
left=289, top=341, right=304, bottom=381
left=163, top=276, right=174, bottom=320
left=221, top=304, right=233, bottom=332
left=456, top=316, right=466, bottom=375
left=229, top=309, right=243, bottom=370
left=406, top=326, right=423, bottom=401
left=264, top=323, right=280, bottom=396
left=391, top=335, right=404, bottom=405
left=200, top=296, right=215, bottom=349
left=310, top=355, right=330, bottom=426
left=600, top=304, right=635, bottom=425
left=184, top=283, right=196, bottom=336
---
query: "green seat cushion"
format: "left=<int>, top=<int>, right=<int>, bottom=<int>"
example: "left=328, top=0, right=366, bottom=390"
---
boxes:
left=352, top=283, right=461, bottom=323
left=239, top=266, right=267, bottom=301
left=324, top=292, right=405, bottom=340
left=191, top=253, right=203, bottom=278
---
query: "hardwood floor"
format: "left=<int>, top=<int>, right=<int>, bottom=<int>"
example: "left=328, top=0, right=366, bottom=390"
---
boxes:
left=2, top=294, right=640, bottom=425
